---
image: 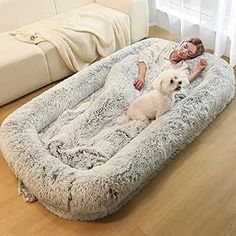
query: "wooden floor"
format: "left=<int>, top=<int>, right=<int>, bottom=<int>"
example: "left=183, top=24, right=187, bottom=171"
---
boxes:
left=0, top=26, right=236, bottom=236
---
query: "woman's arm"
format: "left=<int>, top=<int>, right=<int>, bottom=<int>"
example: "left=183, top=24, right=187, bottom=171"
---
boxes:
left=188, top=68, right=202, bottom=83
left=188, top=59, right=207, bottom=83
left=134, top=41, right=164, bottom=90
left=134, top=62, right=147, bottom=90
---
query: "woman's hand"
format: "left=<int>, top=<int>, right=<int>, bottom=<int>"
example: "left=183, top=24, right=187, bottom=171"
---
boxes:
left=188, top=59, right=207, bottom=83
left=134, top=76, right=145, bottom=90
left=134, top=61, right=146, bottom=90
left=196, top=59, right=207, bottom=72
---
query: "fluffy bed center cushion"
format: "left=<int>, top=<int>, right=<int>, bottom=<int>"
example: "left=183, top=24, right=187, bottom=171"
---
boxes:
left=40, top=54, right=157, bottom=170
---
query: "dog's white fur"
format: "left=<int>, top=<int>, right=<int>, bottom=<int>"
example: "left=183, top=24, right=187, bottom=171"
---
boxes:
left=127, top=69, right=183, bottom=121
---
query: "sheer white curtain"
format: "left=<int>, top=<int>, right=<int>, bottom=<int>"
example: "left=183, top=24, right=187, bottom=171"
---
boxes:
left=154, top=0, right=236, bottom=66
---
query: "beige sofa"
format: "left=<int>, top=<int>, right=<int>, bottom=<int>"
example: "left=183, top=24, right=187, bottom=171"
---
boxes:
left=0, top=0, right=149, bottom=106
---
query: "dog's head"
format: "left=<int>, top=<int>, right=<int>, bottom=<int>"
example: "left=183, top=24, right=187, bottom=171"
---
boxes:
left=153, top=69, right=182, bottom=94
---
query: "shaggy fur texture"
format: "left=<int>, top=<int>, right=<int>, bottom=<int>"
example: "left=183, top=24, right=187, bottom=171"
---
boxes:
left=0, top=38, right=235, bottom=221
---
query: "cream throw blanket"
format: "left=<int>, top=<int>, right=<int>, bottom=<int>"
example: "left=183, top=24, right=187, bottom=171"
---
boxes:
left=11, top=5, right=131, bottom=72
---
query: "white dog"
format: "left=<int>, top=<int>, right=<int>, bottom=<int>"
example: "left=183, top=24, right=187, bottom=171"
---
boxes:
left=126, top=69, right=183, bottom=122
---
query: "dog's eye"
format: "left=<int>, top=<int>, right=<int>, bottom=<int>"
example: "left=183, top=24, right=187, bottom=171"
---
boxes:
left=170, top=79, right=174, bottom=84
left=178, top=81, right=182, bottom=85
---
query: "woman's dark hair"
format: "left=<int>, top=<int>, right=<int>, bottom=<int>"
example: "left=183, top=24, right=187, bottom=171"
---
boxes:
left=180, top=37, right=205, bottom=59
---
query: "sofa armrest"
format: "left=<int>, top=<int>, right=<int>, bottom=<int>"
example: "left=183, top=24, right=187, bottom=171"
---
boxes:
left=95, top=0, right=149, bottom=42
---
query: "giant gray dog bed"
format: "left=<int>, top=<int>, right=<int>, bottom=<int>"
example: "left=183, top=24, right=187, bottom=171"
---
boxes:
left=0, top=38, right=235, bottom=221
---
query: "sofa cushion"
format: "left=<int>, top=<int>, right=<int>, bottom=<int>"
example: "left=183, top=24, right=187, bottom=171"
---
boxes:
left=38, top=41, right=73, bottom=82
left=0, top=32, right=51, bottom=106
left=0, top=0, right=56, bottom=33
left=54, top=0, right=93, bottom=14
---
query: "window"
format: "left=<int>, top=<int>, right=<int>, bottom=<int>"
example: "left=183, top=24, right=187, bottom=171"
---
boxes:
left=156, top=0, right=232, bottom=17
left=155, top=0, right=232, bottom=30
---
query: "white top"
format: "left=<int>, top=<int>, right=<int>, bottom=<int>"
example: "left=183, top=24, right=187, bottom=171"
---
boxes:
left=138, top=40, right=190, bottom=89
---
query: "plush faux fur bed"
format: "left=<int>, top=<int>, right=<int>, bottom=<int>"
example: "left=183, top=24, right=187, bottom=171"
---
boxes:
left=0, top=38, right=235, bottom=221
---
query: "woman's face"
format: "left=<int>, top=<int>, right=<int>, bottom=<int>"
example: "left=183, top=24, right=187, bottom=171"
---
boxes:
left=177, top=42, right=197, bottom=60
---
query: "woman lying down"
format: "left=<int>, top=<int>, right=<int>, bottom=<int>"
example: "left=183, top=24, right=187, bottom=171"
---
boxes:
left=126, top=37, right=208, bottom=122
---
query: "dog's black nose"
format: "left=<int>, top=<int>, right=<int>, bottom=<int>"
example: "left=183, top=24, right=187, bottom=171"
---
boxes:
left=170, top=79, right=174, bottom=84
left=176, top=86, right=181, bottom=90
left=178, top=81, right=182, bottom=85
